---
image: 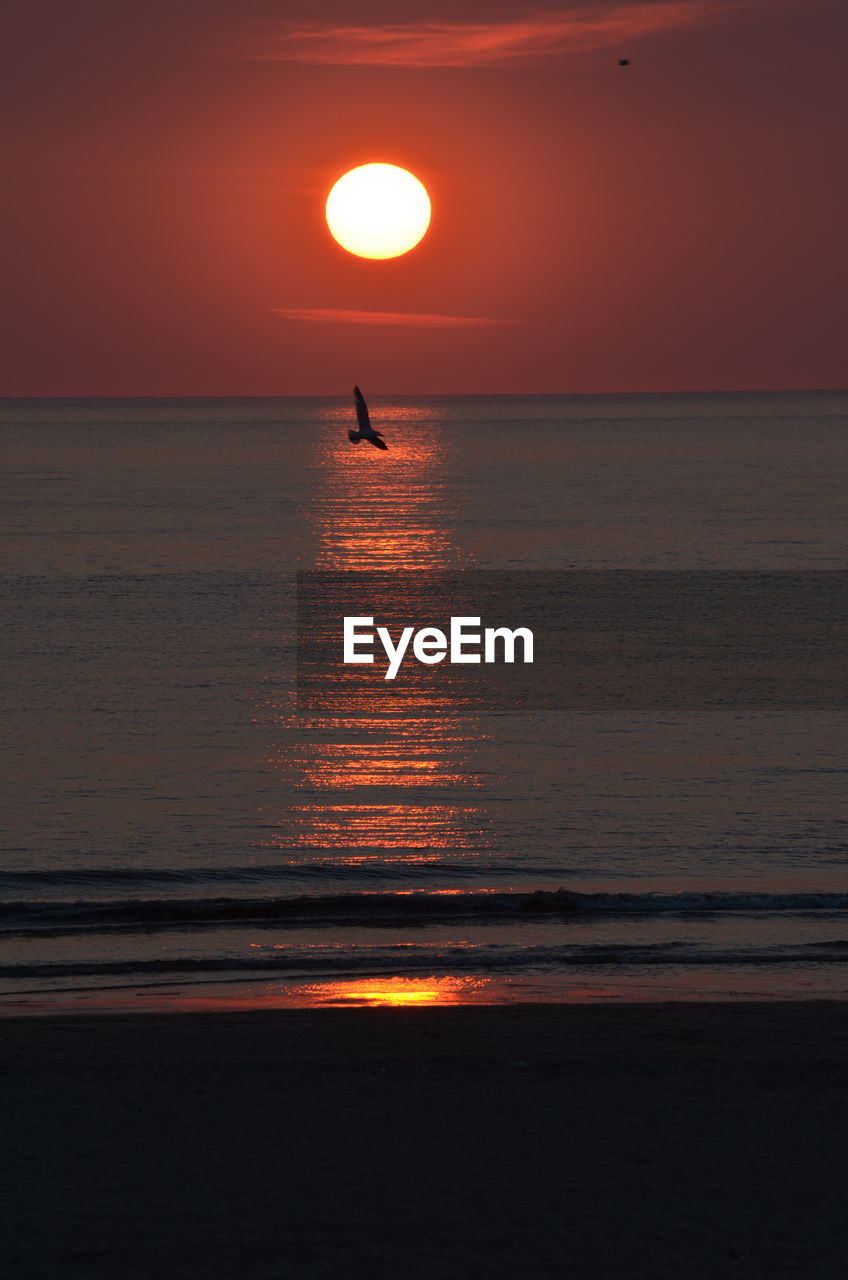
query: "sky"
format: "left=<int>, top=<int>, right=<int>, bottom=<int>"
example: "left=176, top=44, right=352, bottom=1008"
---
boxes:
left=3, top=0, right=846, bottom=395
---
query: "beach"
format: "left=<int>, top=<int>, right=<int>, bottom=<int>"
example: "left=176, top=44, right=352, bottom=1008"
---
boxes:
left=3, top=398, right=847, bottom=1273
left=5, top=1001, right=848, bottom=1279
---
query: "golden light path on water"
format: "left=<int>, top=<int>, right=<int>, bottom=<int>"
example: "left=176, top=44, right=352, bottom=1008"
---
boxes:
left=248, top=401, right=499, bottom=1006
left=285, top=805, right=490, bottom=849
left=313, top=403, right=455, bottom=572
left=271, top=401, right=494, bottom=855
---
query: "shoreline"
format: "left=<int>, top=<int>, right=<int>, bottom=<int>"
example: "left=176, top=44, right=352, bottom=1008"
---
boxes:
left=4, top=995, right=848, bottom=1047
left=4, top=968, right=848, bottom=1017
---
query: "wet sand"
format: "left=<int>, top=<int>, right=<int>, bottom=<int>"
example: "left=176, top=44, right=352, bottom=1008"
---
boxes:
left=4, top=1001, right=848, bottom=1279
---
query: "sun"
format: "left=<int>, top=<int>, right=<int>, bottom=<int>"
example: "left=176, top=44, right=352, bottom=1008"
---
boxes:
left=325, top=163, right=431, bottom=260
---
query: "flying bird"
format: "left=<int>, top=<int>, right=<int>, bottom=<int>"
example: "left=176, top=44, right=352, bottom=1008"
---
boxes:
left=348, top=385, right=388, bottom=450
left=618, top=59, right=630, bottom=66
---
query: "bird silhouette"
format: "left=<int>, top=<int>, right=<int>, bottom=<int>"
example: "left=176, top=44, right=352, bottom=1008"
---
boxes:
left=348, top=386, right=388, bottom=450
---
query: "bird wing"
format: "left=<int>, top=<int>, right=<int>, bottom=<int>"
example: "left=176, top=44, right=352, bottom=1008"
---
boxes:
left=354, top=385, right=372, bottom=434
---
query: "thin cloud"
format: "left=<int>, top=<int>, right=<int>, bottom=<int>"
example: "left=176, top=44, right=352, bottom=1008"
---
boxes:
left=274, top=308, right=505, bottom=327
left=252, top=4, right=713, bottom=68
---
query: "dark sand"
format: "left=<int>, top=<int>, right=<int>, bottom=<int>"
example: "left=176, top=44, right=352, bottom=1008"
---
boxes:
left=3, top=1001, right=848, bottom=1279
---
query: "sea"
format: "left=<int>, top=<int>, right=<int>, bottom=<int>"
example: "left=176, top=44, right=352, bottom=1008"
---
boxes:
left=2, top=391, right=847, bottom=1012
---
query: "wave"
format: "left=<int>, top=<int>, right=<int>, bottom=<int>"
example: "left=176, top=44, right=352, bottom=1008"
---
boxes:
left=0, top=859, right=552, bottom=891
left=4, top=940, right=848, bottom=984
left=3, top=889, right=847, bottom=937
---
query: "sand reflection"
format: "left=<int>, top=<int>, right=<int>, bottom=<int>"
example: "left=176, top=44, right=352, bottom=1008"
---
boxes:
left=292, top=975, right=496, bottom=1006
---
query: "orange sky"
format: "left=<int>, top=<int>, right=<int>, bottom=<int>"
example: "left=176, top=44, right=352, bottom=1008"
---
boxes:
left=3, top=0, right=846, bottom=394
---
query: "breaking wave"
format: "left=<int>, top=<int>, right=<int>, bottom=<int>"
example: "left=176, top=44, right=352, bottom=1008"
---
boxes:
left=4, top=939, right=848, bottom=984
left=3, top=888, right=847, bottom=938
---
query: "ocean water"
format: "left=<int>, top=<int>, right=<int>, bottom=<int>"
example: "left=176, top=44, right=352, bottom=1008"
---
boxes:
left=2, top=391, right=848, bottom=1012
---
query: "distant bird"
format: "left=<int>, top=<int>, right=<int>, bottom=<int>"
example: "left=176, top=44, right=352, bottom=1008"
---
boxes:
left=618, top=59, right=630, bottom=66
left=348, top=385, right=388, bottom=450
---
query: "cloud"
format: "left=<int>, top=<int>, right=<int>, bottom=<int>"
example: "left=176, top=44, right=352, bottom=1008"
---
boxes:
left=252, top=4, right=713, bottom=68
left=274, top=308, right=505, bottom=327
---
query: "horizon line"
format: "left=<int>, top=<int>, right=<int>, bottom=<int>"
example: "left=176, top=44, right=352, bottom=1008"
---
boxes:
left=2, top=387, right=845, bottom=401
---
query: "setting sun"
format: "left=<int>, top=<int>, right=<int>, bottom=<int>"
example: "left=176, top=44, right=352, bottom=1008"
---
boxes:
left=325, top=163, right=431, bottom=260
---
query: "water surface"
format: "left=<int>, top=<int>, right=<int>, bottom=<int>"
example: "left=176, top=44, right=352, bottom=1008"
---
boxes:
left=2, top=392, right=847, bottom=1010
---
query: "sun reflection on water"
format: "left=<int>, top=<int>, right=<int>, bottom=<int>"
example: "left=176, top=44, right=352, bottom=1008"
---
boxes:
left=314, top=405, right=457, bottom=572
left=293, top=975, right=495, bottom=1006
left=264, top=405, right=492, bottom=887
left=283, top=717, right=483, bottom=790
left=283, top=804, right=492, bottom=849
